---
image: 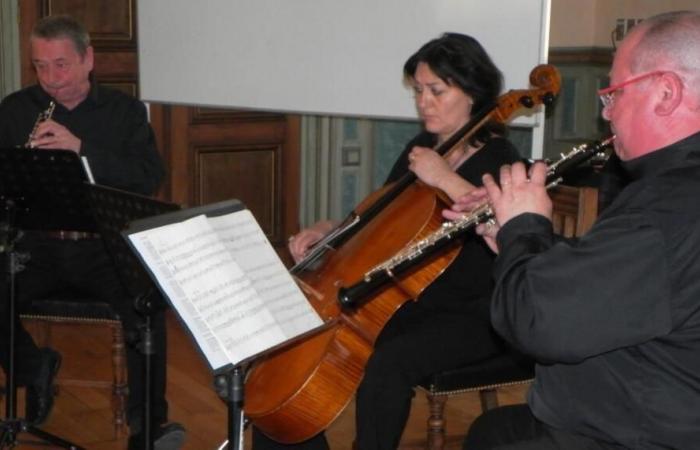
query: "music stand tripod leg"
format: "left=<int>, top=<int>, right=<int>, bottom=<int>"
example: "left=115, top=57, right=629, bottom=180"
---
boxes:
left=133, top=289, right=169, bottom=450
left=214, top=366, right=245, bottom=450
left=137, top=311, right=154, bottom=450
left=228, top=367, right=245, bottom=450
left=0, top=201, right=84, bottom=450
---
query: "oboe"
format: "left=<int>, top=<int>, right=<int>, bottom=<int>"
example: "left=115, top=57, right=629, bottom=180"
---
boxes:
left=337, top=136, right=616, bottom=308
left=24, top=101, right=56, bottom=148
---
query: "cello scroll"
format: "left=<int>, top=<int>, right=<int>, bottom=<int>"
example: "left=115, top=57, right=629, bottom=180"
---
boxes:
left=492, top=64, right=561, bottom=124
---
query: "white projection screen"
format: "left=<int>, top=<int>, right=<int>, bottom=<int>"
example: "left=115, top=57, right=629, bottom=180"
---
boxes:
left=137, top=0, right=550, bottom=126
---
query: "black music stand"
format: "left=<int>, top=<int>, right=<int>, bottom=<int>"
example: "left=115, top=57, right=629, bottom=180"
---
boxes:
left=0, top=147, right=88, bottom=450
left=212, top=366, right=246, bottom=450
left=123, top=200, right=251, bottom=450
left=122, top=200, right=330, bottom=450
left=84, top=183, right=179, bottom=450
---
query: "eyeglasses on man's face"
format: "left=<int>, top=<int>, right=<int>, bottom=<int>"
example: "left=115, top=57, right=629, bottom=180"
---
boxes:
left=598, top=71, right=665, bottom=109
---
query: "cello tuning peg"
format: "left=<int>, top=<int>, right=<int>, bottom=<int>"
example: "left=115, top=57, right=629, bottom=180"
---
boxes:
left=518, top=96, right=535, bottom=108
left=541, top=92, right=556, bottom=105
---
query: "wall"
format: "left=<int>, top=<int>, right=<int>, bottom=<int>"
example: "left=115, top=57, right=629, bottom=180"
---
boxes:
left=550, top=1, right=598, bottom=48
left=545, top=0, right=700, bottom=160
left=137, top=0, right=549, bottom=127
left=551, top=0, right=700, bottom=48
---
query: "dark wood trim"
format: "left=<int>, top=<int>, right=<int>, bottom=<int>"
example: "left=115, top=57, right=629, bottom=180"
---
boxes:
left=148, top=103, right=172, bottom=202
left=548, top=47, right=613, bottom=65
left=283, top=115, right=301, bottom=237
left=191, top=108, right=285, bottom=125
left=169, top=105, right=192, bottom=207
left=41, top=0, right=137, bottom=50
left=19, top=0, right=42, bottom=86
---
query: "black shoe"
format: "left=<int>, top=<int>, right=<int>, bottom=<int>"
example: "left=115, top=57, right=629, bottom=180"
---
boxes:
left=154, top=423, right=186, bottom=450
left=25, top=347, right=61, bottom=425
left=128, top=422, right=186, bottom=450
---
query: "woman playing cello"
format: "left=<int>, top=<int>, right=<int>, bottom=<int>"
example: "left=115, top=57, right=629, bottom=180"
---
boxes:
left=254, top=32, right=522, bottom=450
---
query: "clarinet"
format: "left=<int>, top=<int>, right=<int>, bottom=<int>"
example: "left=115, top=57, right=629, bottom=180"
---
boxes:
left=337, top=136, right=616, bottom=308
left=24, top=101, right=56, bottom=148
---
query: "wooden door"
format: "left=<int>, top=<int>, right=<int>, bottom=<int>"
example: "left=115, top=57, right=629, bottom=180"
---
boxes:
left=151, top=106, right=300, bottom=263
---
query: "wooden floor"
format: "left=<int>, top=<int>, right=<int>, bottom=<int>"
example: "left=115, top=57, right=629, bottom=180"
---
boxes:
left=1, top=312, right=528, bottom=449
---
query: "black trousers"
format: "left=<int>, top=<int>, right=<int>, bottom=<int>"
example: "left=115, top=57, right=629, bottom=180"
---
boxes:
left=0, top=236, right=168, bottom=431
left=252, top=297, right=507, bottom=450
left=463, top=405, right=626, bottom=450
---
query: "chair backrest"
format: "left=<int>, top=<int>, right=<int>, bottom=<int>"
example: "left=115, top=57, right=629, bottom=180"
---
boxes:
left=549, top=185, right=598, bottom=238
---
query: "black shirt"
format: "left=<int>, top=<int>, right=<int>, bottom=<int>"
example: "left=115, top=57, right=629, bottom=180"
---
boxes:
left=0, top=83, right=164, bottom=196
left=492, top=131, right=700, bottom=448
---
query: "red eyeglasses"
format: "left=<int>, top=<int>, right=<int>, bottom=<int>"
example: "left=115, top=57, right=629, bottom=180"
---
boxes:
left=598, top=71, right=665, bottom=108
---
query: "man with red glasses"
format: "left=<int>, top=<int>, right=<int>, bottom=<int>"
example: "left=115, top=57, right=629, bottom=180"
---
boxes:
left=451, top=10, right=700, bottom=450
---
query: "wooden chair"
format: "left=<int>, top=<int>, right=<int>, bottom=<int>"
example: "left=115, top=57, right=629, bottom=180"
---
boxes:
left=20, top=297, right=128, bottom=437
left=417, top=185, right=599, bottom=450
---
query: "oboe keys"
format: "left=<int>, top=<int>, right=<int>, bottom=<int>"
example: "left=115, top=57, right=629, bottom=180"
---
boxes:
left=24, top=101, right=56, bottom=148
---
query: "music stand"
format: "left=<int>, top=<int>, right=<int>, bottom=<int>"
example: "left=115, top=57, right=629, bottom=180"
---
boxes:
left=122, top=200, right=331, bottom=450
left=124, top=200, right=252, bottom=450
left=212, top=366, right=245, bottom=450
left=0, top=147, right=87, bottom=449
left=84, top=183, right=179, bottom=450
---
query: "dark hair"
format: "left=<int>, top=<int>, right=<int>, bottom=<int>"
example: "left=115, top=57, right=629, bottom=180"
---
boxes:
left=404, top=33, right=504, bottom=145
left=31, top=15, right=91, bottom=57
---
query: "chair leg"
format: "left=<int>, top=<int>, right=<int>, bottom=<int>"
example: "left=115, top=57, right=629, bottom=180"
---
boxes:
left=426, top=393, right=447, bottom=450
left=33, top=319, right=51, bottom=347
left=478, top=388, right=499, bottom=411
left=111, top=323, right=128, bottom=438
left=26, top=319, right=59, bottom=395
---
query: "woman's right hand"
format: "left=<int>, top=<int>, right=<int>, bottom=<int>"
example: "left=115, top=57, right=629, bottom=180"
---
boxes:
left=444, top=188, right=500, bottom=254
left=288, top=220, right=338, bottom=263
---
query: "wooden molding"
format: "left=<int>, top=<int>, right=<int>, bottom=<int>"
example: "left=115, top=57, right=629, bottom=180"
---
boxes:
left=191, top=107, right=285, bottom=125
left=548, top=47, right=613, bottom=65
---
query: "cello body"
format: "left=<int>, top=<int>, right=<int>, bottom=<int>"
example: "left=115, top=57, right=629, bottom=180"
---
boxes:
left=245, top=182, right=460, bottom=442
left=244, top=65, right=562, bottom=443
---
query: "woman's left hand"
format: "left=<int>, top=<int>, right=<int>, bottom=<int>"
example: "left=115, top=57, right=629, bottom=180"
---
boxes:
left=409, top=145, right=476, bottom=202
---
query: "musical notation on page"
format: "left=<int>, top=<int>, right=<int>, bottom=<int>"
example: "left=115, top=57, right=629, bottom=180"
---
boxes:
left=127, top=208, right=323, bottom=370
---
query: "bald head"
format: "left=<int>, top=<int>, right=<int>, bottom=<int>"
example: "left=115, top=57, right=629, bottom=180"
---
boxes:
left=630, top=11, right=700, bottom=100
left=603, top=11, right=700, bottom=159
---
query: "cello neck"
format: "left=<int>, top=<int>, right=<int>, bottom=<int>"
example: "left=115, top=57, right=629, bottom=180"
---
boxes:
left=294, top=65, right=561, bottom=271
left=296, top=101, right=499, bottom=267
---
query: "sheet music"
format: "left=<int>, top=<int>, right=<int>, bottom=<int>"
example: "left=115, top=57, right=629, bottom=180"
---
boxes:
left=209, top=210, right=321, bottom=337
left=127, top=209, right=322, bottom=369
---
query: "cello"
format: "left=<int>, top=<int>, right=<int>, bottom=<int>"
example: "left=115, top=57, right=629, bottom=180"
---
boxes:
left=244, top=64, right=561, bottom=443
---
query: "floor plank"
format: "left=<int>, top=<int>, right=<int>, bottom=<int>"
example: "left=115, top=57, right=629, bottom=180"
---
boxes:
left=1, top=312, right=528, bottom=449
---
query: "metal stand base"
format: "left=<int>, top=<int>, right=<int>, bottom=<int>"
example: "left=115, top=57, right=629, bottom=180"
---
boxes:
left=0, top=419, right=83, bottom=449
left=1, top=215, right=83, bottom=449
left=213, top=366, right=245, bottom=450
